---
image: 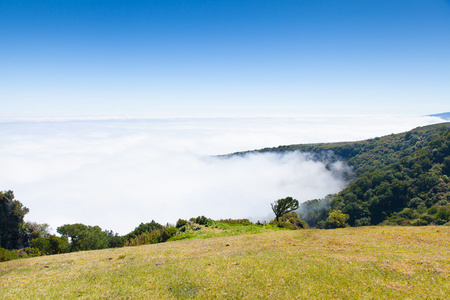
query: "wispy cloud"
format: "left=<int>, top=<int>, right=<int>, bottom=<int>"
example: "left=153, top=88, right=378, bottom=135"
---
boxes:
left=0, top=115, right=443, bottom=234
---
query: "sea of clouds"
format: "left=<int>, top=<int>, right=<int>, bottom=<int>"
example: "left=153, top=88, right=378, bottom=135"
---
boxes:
left=0, top=114, right=444, bottom=234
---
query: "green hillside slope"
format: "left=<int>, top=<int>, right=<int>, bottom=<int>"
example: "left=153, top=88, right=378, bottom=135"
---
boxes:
left=253, top=123, right=450, bottom=227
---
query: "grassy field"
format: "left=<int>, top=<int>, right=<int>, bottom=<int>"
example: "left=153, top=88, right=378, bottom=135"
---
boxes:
left=1, top=226, right=449, bottom=299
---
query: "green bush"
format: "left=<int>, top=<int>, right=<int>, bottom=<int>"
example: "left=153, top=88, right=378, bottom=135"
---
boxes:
left=22, top=247, right=42, bottom=257
left=125, top=221, right=163, bottom=241
left=125, top=226, right=177, bottom=247
left=30, top=235, right=69, bottom=255
left=420, top=214, right=435, bottom=223
left=218, top=219, right=253, bottom=226
left=0, top=247, right=19, bottom=262
left=320, top=210, right=350, bottom=229
left=436, top=206, right=450, bottom=221
left=271, top=212, right=309, bottom=230
left=354, top=217, right=371, bottom=227
left=410, top=218, right=428, bottom=226
left=190, top=216, right=214, bottom=226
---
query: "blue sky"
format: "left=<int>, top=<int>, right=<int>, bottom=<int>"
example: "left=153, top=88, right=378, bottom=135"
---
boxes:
left=1, top=0, right=449, bottom=117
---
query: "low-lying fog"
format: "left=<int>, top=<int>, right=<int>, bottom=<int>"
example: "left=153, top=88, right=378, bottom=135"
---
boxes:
left=0, top=115, right=443, bottom=234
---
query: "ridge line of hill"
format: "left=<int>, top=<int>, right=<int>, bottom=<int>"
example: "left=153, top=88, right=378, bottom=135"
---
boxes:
left=228, top=122, right=450, bottom=227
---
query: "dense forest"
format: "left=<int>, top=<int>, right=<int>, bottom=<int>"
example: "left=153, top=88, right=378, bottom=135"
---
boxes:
left=255, top=122, right=450, bottom=227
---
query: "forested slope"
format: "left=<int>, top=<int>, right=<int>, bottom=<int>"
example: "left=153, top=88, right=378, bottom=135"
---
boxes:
left=255, top=123, right=450, bottom=227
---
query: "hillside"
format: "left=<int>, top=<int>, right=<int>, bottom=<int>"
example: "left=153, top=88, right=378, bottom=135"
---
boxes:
left=249, top=123, right=450, bottom=227
left=1, top=227, right=449, bottom=299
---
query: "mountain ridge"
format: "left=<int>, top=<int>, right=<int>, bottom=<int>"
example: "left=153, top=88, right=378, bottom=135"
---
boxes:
left=234, top=122, right=450, bottom=227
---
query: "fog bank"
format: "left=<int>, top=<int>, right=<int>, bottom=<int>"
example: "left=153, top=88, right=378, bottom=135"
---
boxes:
left=0, top=115, right=443, bottom=234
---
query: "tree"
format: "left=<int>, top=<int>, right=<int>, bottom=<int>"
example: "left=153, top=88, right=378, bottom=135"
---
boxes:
left=271, top=197, right=299, bottom=221
left=105, top=230, right=125, bottom=248
left=321, top=210, right=350, bottom=229
left=124, top=221, right=163, bottom=241
left=0, top=190, right=30, bottom=249
left=57, top=223, right=108, bottom=252
left=25, top=222, right=51, bottom=239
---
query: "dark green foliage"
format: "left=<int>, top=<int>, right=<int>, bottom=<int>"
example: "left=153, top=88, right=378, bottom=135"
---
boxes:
left=333, top=127, right=450, bottom=226
left=176, top=219, right=188, bottom=228
left=125, top=225, right=177, bottom=246
left=189, top=216, right=214, bottom=226
left=0, top=191, right=30, bottom=249
left=271, top=212, right=309, bottom=229
left=279, top=124, right=450, bottom=226
left=105, top=230, right=125, bottom=248
left=385, top=204, right=450, bottom=226
left=57, top=223, right=108, bottom=252
left=125, top=221, right=163, bottom=241
left=123, top=221, right=176, bottom=246
left=271, top=197, right=299, bottom=221
left=30, top=235, right=69, bottom=255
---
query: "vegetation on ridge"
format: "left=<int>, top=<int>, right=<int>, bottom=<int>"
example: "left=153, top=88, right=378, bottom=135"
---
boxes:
left=1, top=189, right=306, bottom=262
left=266, top=123, right=450, bottom=227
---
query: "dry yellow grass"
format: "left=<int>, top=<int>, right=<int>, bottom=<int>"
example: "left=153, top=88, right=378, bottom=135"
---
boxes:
left=1, top=226, right=449, bottom=299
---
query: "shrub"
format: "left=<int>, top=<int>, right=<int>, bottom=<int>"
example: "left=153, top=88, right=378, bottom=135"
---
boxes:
left=354, top=217, right=371, bottom=227
left=271, top=212, right=309, bottom=230
left=320, top=210, right=350, bottom=229
left=0, top=247, right=19, bottom=262
left=30, top=235, right=69, bottom=255
left=124, top=226, right=177, bottom=247
left=420, top=214, right=435, bottom=223
left=22, top=247, right=42, bottom=257
left=125, top=221, right=163, bottom=240
left=218, top=219, right=253, bottom=226
left=436, top=206, right=450, bottom=221
left=410, top=218, right=428, bottom=226
left=190, top=216, right=214, bottom=226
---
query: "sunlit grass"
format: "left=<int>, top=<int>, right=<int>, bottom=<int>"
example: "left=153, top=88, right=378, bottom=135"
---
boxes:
left=1, top=226, right=449, bottom=299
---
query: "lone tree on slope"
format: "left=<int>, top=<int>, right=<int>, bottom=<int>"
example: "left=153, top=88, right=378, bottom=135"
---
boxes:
left=271, top=197, right=300, bottom=222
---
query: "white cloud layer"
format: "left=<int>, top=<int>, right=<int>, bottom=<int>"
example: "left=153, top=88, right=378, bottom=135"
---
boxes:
left=0, top=114, right=444, bottom=234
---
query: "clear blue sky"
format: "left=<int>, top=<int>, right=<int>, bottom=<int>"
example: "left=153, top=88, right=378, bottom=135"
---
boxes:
left=1, top=0, right=449, bottom=117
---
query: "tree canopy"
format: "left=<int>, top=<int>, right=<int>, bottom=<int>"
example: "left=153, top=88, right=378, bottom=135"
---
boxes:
left=57, top=223, right=108, bottom=252
left=294, top=124, right=450, bottom=227
left=0, top=191, right=30, bottom=249
left=271, top=197, right=299, bottom=221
